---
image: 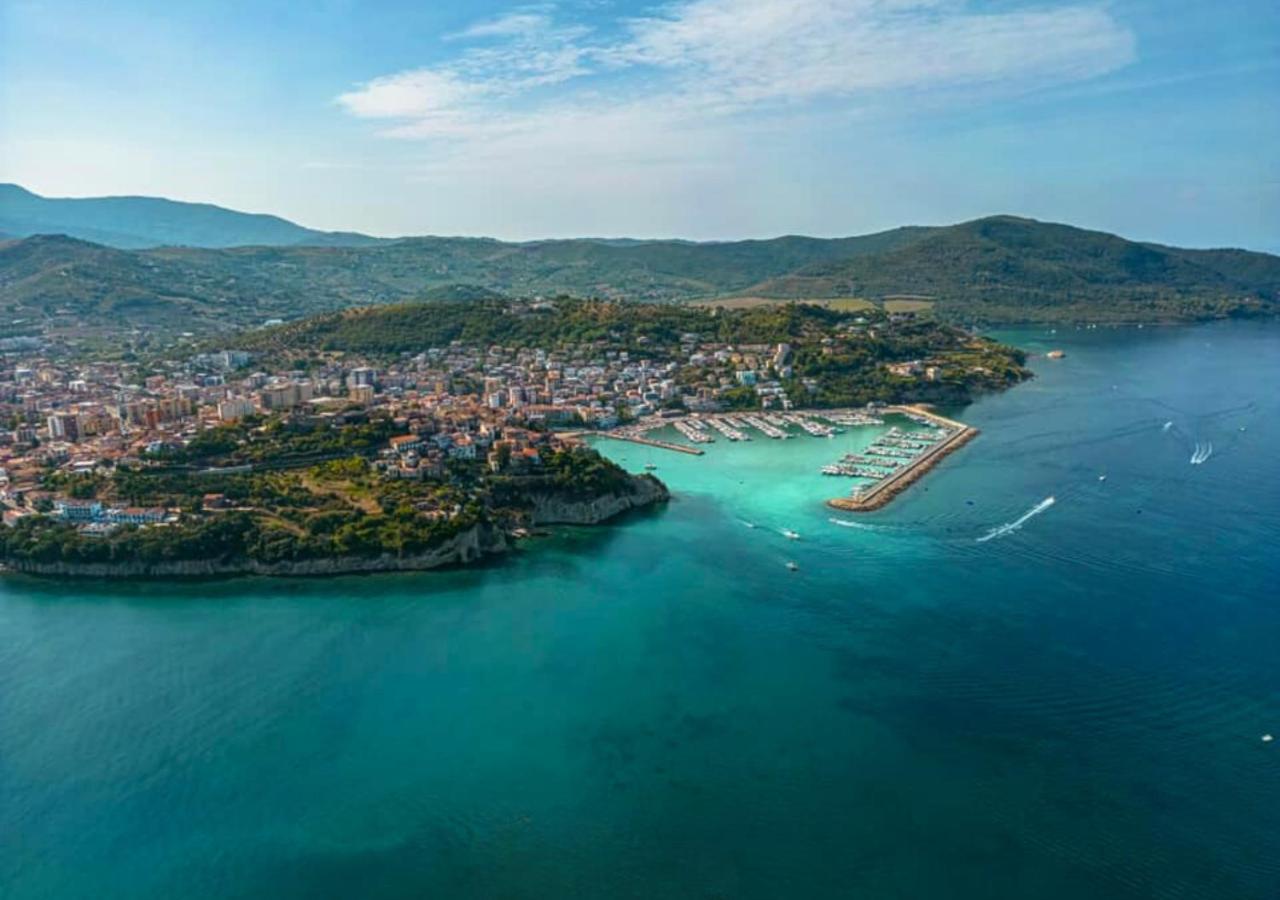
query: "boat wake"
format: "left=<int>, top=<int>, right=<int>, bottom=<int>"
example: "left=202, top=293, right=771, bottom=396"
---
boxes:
left=829, top=517, right=874, bottom=530
left=977, top=496, right=1056, bottom=543
left=1189, top=442, right=1213, bottom=465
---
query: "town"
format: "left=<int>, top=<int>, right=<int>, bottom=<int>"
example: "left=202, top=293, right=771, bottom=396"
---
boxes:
left=0, top=299, right=1028, bottom=537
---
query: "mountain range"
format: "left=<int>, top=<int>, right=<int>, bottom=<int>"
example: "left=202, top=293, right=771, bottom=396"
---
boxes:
left=1, top=184, right=1277, bottom=335
left=0, top=184, right=379, bottom=250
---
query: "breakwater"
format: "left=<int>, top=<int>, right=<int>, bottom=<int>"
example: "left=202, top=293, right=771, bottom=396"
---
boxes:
left=827, top=406, right=978, bottom=513
left=594, top=432, right=705, bottom=455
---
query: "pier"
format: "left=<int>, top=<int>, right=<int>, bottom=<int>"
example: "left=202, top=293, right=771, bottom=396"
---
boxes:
left=594, top=432, right=705, bottom=455
left=827, top=406, right=977, bottom=513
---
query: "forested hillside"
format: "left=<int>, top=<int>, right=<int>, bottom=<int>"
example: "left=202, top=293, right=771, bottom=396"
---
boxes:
left=2, top=214, right=1275, bottom=334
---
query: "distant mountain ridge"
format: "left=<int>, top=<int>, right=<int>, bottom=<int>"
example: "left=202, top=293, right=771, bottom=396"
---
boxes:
left=0, top=196, right=1276, bottom=335
left=743, top=216, right=1280, bottom=321
left=0, top=184, right=381, bottom=249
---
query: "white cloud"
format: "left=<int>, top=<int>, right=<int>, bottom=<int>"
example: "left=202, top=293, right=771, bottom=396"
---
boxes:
left=333, top=0, right=1136, bottom=231
left=449, top=12, right=555, bottom=40
left=336, top=69, right=480, bottom=119
left=338, top=7, right=593, bottom=131
left=616, top=0, right=1135, bottom=106
left=339, top=0, right=1134, bottom=138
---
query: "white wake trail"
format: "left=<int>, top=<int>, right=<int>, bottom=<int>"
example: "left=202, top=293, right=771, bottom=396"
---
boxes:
left=829, top=518, right=874, bottom=530
left=977, top=496, right=1056, bottom=543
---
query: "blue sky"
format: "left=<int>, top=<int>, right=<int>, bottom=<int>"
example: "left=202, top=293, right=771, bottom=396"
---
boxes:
left=2, top=0, right=1277, bottom=249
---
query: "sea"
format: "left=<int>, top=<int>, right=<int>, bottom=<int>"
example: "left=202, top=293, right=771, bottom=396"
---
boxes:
left=2, top=321, right=1278, bottom=899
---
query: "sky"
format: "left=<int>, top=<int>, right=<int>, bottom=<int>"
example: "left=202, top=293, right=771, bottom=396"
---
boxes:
left=1, top=0, right=1277, bottom=250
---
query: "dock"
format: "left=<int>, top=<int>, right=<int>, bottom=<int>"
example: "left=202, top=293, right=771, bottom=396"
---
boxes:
left=594, top=432, right=705, bottom=455
left=827, top=406, right=977, bottom=513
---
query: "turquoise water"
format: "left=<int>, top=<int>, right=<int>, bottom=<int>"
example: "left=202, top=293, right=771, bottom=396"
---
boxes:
left=3, top=322, right=1279, bottom=899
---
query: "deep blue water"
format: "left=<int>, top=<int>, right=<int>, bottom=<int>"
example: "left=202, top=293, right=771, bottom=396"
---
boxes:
left=2, top=321, right=1278, bottom=899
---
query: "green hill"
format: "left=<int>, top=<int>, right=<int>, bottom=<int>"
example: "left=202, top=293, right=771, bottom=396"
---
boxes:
left=747, top=216, right=1279, bottom=322
left=0, top=227, right=929, bottom=332
left=0, top=235, right=315, bottom=333
left=0, top=235, right=217, bottom=332
left=232, top=297, right=1033, bottom=413
left=1, top=215, right=1275, bottom=334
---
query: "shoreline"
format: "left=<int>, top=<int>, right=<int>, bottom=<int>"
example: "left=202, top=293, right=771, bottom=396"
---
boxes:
left=0, top=476, right=670, bottom=581
left=0, top=524, right=508, bottom=581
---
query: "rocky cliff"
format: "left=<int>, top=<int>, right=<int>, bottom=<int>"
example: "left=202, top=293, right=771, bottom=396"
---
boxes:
left=2, top=523, right=507, bottom=579
left=2, top=473, right=670, bottom=580
left=526, top=474, right=669, bottom=525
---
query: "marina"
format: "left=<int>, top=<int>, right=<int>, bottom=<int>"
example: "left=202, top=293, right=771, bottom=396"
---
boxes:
left=595, top=404, right=976, bottom=511
left=672, top=419, right=715, bottom=444
left=827, top=407, right=978, bottom=513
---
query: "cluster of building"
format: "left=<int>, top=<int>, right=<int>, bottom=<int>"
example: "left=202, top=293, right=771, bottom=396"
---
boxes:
left=2, top=497, right=174, bottom=530
left=886, top=360, right=947, bottom=380
left=0, top=310, right=948, bottom=524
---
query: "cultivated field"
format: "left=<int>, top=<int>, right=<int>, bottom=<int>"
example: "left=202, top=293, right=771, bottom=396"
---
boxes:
left=882, top=298, right=936, bottom=313
left=698, top=296, right=877, bottom=311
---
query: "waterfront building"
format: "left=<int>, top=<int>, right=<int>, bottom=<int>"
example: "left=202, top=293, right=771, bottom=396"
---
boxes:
left=105, top=507, right=167, bottom=525
left=54, top=499, right=103, bottom=522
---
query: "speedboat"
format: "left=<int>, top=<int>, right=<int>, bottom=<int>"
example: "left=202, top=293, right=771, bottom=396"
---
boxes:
left=785, top=561, right=799, bottom=572
left=783, top=529, right=800, bottom=540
